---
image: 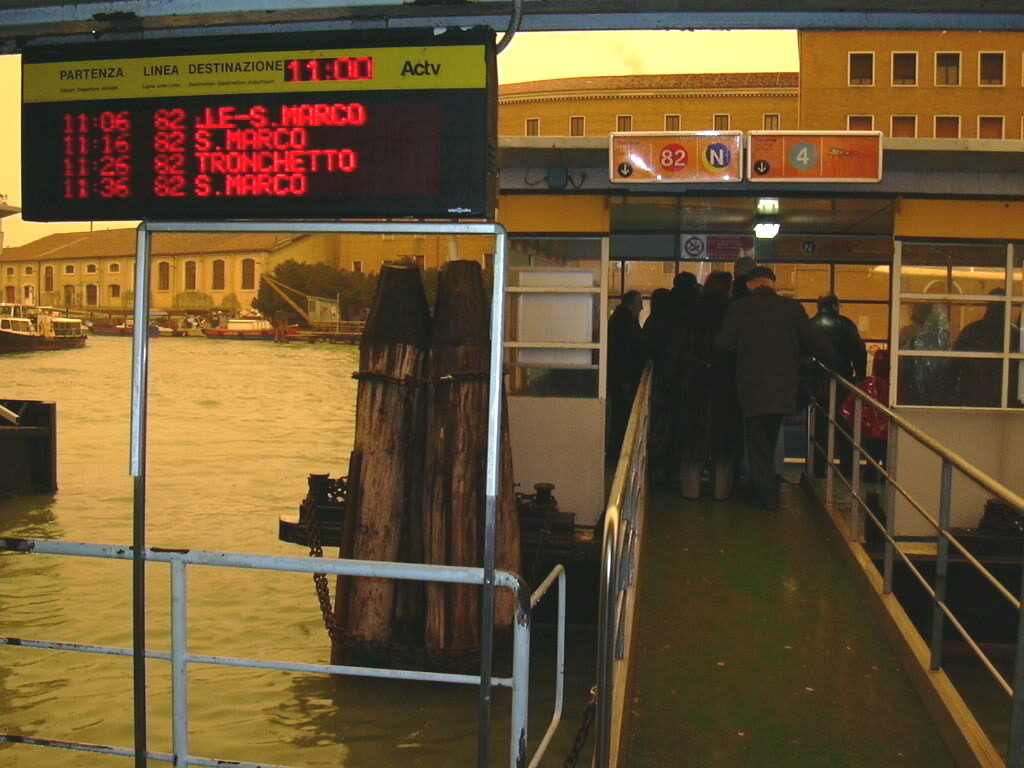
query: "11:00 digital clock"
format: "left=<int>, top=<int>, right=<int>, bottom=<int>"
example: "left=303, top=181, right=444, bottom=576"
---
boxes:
left=22, top=30, right=495, bottom=222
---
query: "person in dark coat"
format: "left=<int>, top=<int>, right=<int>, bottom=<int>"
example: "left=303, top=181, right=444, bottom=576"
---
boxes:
left=608, top=290, right=648, bottom=459
left=644, top=288, right=679, bottom=480
left=677, top=271, right=743, bottom=499
left=715, top=267, right=835, bottom=510
left=809, top=294, right=867, bottom=476
left=951, top=290, right=1019, bottom=407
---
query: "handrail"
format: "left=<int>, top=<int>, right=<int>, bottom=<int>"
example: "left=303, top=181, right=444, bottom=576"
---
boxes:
left=808, top=360, right=1024, bottom=765
left=0, top=538, right=567, bottom=768
left=595, top=363, right=653, bottom=768
left=813, top=360, right=1024, bottom=513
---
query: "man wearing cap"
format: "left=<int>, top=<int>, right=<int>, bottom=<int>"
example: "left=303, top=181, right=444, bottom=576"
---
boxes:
left=715, top=267, right=834, bottom=510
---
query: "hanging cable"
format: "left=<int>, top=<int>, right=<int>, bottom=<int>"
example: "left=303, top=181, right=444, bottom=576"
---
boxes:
left=495, top=0, right=524, bottom=54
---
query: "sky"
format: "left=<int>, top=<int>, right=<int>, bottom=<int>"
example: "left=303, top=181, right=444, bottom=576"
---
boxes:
left=0, top=30, right=797, bottom=247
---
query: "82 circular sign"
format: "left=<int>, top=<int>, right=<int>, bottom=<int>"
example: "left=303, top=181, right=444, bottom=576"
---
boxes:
left=660, top=143, right=688, bottom=172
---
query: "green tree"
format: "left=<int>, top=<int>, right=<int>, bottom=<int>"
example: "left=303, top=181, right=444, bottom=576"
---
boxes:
left=252, top=260, right=378, bottom=324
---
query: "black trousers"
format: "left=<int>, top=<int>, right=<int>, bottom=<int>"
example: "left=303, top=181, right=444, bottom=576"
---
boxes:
left=744, top=413, right=784, bottom=510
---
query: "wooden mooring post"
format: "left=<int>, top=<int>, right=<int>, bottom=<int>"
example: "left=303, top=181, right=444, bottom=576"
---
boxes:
left=331, top=264, right=430, bottom=664
left=422, top=261, right=522, bottom=652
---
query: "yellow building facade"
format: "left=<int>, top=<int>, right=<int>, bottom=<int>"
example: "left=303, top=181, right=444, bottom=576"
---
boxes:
left=498, top=73, right=799, bottom=136
left=799, top=30, right=1024, bottom=137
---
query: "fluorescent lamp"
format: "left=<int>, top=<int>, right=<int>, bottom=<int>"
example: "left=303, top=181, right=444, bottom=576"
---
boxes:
left=754, top=220, right=780, bottom=239
left=756, top=197, right=780, bottom=214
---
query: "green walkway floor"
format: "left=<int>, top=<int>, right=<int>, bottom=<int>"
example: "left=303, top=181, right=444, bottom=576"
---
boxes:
left=624, top=476, right=957, bottom=768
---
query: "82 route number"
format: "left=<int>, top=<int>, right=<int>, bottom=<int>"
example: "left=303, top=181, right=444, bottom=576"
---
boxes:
left=660, top=143, right=688, bottom=171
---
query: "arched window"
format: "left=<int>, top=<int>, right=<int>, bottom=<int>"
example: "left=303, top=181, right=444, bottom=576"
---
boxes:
left=185, top=260, right=197, bottom=291
left=86, top=284, right=98, bottom=306
left=158, top=262, right=171, bottom=291
left=23, top=285, right=34, bottom=303
left=241, top=259, right=256, bottom=290
left=44, top=266, right=54, bottom=293
left=212, top=260, right=225, bottom=291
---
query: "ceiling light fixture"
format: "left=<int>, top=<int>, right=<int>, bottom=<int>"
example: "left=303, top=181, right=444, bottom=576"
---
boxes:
left=756, top=197, right=780, bottom=215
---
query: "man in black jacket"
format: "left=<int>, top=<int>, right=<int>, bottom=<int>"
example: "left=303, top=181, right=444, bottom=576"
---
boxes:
left=810, top=294, right=867, bottom=476
left=608, top=290, right=648, bottom=459
left=716, top=267, right=834, bottom=510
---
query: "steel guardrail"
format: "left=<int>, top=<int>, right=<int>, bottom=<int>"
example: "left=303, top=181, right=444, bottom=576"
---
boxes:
left=809, top=360, right=1024, bottom=765
left=0, top=538, right=567, bottom=768
left=595, top=363, right=653, bottom=768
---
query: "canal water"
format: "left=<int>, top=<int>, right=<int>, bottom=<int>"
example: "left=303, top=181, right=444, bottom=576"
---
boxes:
left=0, top=336, right=592, bottom=767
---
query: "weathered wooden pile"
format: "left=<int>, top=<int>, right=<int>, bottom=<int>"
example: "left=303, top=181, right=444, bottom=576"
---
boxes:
left=330, top=260, right=521, bottom=666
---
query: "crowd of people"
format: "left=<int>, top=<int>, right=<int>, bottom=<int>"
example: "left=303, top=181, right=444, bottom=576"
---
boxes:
left=608, top=258, right=873, bottom=512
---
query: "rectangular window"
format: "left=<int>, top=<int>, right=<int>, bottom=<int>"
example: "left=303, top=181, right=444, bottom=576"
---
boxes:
left=713, top=114, right=730, bottom=131
left=891, top=115, right=917, bottom=137
left=108, top=262, right=120, bottom=273
left=935, top=115, right=960, bottom=138
left=569, top=116, right=585, bottom=136
left=892, top=52, right=917, bottom=85
left=763, top=113, right=780, bottom=130
left=935, top=52, right=960, bottom=85
left=847, top=115, right=873, bottom=131
left=64, top=264, right=74, bottom=275
left=525, top=118, right=539, bottom=136
left=979, top=116, right=1005, bottom=139
left=86, top=264, right=97, bottom=274
left=109, top=284, right=120, bottom=299
left=352, top=261, right=363, bottom=274
left=980, top=52, right=1005, bottom=85
left=849, top=52, right=874, bottom=85
left=664, top=114, right=680, bottom=131
left=616, top=115, right=632, bottom=132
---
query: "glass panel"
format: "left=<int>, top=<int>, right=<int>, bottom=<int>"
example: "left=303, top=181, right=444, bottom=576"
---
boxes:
left=509, top=237, right=602, bottom=273
left=935, top=116, right=960, bottom=138
left=897, top=355, right=955, bottom=406
left=773, top=263, right=830, bottom=301
left=607, top=261, right=622, bottom=297
left=843, top=302, right=890, bottom=342
left=892, top=53, right=917, bottom=85
left=899, top=355, right=1006, bottom=407
left=1013, top=245, right=1024, bottom=296
left=936, top=53, right=960, bottom=85
left=900, top=242, right=1005, bottom=294
left=624, top=260, right=676, bottom=296
left=891, top=116, right=916, bottom=137
left=506, top=363, right=599, bottom=398
left=850, top=53, right=873, bottom=85
left=848, top=115, right=873, bottom=130
left=980, top=52, right=1004, bottom=85
left=835, top=264, right=889, bottom=301
left=979, top=116, right=1004, bottom=139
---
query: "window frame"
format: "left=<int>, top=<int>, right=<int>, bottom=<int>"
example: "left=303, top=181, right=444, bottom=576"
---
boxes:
left=109, top=283, right=121, bottom=299
left=848, top=51, right=875, bottom=86
left=44, top=266, right=54, bottom=293
left=86, top=263, right=97, bottom=274
left=890, top=114, right=918, bottom=138
left=108, top=262, right=120, bottom=273
left=979, top=51, right=1006, bottom=86
left=241, top=258, right=256, bottom=291
left=615, top=114, right=633, bottom=132
left=24, top=266, right=34, bottom=276
left=569, top=115, right=585, bottom=137
left=712, top=113, right=730, bottom=131
left=763, top=113, right=781, bottom=130
left=525, top=117, right=539, bottom=136
left=978, top=115, right=1005, bottom=140
left=664, top=114, right=681, bottom=131
left=934, top=115, right=961, bottom=139
left=63, top=264, right=75, bottom=275
left=157, top=261, right=171, bottom=292
left=352, top=260, right=363, bottom=274
left=847, top=114, right=874, bottom=131
left=935, top=51, right=961, bottom=86
left=891, top=51, right=919, bottom=86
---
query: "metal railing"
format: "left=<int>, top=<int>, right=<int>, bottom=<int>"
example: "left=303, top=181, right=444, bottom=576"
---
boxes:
left=595, top=364, right=653, bottom=768
left=0, top=537, right=567, bottom=768
left=808, top=362, right=1024, bottom=765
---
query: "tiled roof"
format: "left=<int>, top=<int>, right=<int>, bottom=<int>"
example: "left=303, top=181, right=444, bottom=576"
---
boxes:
left=0, top=228, right=301, bottom=262
left=499, top=72, right=799, bottom=96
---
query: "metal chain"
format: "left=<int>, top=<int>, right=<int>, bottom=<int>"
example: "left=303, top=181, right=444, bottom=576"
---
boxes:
left=563, top=686, right=597, bottom=768
left=304, top=493, right=491, bottom=667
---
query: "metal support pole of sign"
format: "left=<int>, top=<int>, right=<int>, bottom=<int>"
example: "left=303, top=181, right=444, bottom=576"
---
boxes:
left=171, top=558, right=189, bottom=765
left=479, top=226, right=508, bottom=768
left=1008, top=553, right=1024, bottom=767
left=130, top=225, right=152, bottom=767
left=930, top=459, right=953, bottom=670
left=851, top=397, right=863, bottom=542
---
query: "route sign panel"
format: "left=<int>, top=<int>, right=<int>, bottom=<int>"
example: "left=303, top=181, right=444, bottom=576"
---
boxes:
left=610, top=132, right=743, bottom=183
left=747, top=131, right=883, bottom=183
left=21, top=28, right=496, bottom=221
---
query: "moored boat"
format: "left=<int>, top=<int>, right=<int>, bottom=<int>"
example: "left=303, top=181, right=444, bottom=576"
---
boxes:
left=202, top=316, right=299, bottom=340
left=0, top=303, right=87, bottom=353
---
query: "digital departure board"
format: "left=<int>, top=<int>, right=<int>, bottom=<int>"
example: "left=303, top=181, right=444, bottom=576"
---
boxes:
left=21, top=29, right=496, bottom=221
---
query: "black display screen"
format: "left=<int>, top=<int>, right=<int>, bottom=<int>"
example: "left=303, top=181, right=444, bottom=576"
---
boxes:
left=21, top=29, right=496, bottom=221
